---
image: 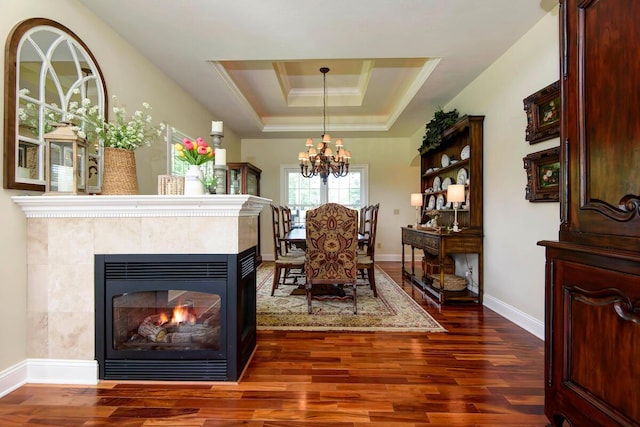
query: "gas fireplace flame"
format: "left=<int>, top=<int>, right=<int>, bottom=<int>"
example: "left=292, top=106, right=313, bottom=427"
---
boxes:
left=173, top=304, right=196, bottom=325
left=158, top=312, right=169, bottom=325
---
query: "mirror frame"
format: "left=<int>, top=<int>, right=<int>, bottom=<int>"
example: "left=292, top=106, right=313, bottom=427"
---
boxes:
left=3, top=17, right=107, bottom=191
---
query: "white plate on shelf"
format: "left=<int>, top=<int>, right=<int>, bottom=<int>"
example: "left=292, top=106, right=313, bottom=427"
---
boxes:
left=441, top=154, right=450, bottom=167
left=436, top=194, right=445, bottom=210
left=427, top=195, right=436, bottom=210
left=460, top=145, right=470, bottom=160
left=456, top=168, right=468, bottom=185
left=433, top=176, right=441, bottom=191
left=441, top=177, right=452, bottom=190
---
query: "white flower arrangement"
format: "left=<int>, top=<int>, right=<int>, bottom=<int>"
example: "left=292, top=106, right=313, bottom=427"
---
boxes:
left=19, top=89, right=165, bottom=150
left=66, top=94, right=166, bottom=150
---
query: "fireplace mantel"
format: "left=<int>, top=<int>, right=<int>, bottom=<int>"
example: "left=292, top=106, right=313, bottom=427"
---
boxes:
left=13, top=194, right=271, bottom=384
left=12, top=194, right=270, bottom=218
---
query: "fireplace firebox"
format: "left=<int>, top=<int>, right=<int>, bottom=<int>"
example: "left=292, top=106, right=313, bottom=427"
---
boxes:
left=95, top=249, right=256, bottom=381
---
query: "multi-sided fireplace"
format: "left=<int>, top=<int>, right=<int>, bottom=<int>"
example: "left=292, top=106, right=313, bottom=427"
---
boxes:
left=94, top=249, right=256, bottom=381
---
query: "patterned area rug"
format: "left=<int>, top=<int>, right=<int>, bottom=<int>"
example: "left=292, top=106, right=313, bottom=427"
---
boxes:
left=256, top=262, right=447, bottom=332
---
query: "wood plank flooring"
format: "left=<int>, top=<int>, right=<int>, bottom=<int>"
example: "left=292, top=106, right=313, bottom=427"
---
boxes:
left=0, top=261, right=547, bottom=426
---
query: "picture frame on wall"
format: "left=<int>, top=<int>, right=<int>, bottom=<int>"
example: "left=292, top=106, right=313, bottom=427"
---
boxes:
left=523, top=146, right=560, bottom=202
left=523, top=80, right=560, bottom=144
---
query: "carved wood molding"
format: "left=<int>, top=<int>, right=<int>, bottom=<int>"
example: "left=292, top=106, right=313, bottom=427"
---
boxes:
left=568, top=286, right=640, bottom=325
left=580, top=194, right=640, bottom=222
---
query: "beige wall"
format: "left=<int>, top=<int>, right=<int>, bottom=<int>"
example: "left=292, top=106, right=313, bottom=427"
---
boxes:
left=241, top=136, right=420, bottom=259
left=445, top=7, right=560, bottom=322
left=0, top=0, right=226, bottom=371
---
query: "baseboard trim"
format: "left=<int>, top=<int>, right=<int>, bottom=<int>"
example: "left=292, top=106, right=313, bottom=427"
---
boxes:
left=0, top=360, right=27, bottom=398
left=483, top=294, right=544, bottom=340
left=0, top=358, right=98, bottom=396
left=27, top=359, right=98, bottom=385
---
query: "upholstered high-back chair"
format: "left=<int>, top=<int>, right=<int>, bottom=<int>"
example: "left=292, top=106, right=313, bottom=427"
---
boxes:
left=305, top=203, right=359, bottom=314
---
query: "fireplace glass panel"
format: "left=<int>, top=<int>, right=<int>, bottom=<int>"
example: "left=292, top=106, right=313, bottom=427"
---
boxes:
left=112, top=289, right=222, bottom=352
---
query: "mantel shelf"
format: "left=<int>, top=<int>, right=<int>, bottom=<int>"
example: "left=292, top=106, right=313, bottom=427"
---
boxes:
left=12, top=194, right=272, bottom=218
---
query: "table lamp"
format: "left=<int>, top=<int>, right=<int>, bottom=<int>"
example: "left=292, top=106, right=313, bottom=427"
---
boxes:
left=447, top=184, right=466, bottom=232
left=410, top=193, right=423, bottom=228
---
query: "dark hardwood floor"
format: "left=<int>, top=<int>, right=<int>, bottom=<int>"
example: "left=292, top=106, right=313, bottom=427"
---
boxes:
left=0, top=261, right=546, bottom=426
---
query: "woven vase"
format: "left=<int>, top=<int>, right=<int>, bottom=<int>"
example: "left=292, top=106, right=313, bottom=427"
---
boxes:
left=102, top=147, right=139, bottom=195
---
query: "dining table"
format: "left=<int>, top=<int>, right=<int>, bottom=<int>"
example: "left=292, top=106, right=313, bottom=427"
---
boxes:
left=282, top=227, right=368, bottom=247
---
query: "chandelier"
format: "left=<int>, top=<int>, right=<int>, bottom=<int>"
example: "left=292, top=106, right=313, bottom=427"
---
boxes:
left=298, top=67, right=351, bottom=184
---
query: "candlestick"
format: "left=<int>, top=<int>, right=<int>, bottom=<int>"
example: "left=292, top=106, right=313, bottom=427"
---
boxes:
left=215, top=148, right=226, bottom=166
left=211, top=120, right=223, bottom=134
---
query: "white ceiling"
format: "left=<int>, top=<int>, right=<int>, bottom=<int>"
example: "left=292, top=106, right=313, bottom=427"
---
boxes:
left=78, top=0, right=556, bottom=140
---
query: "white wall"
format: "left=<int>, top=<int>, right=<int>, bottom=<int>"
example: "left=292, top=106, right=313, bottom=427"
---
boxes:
left=241, top=136, right=420, bottom=260
left=0, top=0, right=224, bottom=373
left=445, top=6, right=560, bottom=327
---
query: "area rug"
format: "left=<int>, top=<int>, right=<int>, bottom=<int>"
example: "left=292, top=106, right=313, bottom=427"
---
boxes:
left=256, top=262, right=447, bottom=332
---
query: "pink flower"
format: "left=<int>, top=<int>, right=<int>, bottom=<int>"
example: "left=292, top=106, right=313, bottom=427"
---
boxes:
left=197, top=146, right=208, bottom=155
left=183, top=138, right=194, bottom=150
left=196, top=137, right=207, bottom=147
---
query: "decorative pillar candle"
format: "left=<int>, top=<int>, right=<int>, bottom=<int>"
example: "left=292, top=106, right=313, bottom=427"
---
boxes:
left=211, top=120, right=223, bottom=134
left=215, top=148, right=226, bottom=166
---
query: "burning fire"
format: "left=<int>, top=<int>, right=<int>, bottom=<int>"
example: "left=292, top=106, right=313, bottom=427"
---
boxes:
left=156, top=301, right=197, bottom=326
left=172, top=304, right=197, bottom=325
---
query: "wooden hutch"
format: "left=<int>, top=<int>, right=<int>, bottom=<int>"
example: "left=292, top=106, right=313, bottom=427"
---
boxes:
left=402, top=115, right=484, bottom=304
left=539, top=1, right=639, bottom=426
left=226, top=162, right=263, bottom=263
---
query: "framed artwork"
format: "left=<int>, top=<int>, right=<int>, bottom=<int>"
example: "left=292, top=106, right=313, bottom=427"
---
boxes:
left=523, top=80, right=560, bottom=144
left=523, top=146, right=560, bottom=202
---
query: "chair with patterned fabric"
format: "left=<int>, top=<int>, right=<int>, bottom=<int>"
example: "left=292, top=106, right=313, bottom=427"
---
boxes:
left=270, top=205, right=305, bottom=296
left=305, top=203, right=359, bottom=314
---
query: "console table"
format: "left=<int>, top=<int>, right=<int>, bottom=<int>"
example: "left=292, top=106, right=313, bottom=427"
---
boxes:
left=401, top=226, right=483, bottom=304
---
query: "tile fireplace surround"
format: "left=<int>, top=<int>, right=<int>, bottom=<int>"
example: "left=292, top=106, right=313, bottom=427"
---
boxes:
left=11, top=194, right=270, bottom=385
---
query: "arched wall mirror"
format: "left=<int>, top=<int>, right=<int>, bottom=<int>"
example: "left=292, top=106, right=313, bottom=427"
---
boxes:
left=3, top=18, right=107, bottom=192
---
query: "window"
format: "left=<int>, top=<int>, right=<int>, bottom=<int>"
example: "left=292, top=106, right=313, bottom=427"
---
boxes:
left=281, top=165, right=368, bottom=227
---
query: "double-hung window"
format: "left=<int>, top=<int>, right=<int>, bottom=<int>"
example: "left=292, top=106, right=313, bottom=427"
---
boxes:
left=281, top=165, right=368, bottom=227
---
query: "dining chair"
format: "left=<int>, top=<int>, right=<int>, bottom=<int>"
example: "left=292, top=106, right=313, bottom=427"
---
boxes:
left=305, top=203, right=359, bottom=314
left=357, top=203, right=379, bottom=297
left=270, top=204, right=305, bottom=296
left=280, top=205, right=304, bottom=254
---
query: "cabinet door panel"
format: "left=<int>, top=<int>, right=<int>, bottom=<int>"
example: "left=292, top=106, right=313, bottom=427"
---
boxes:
left=562, top=0, right=640, bottom=248
left=553, top=259, right=640, bottom=425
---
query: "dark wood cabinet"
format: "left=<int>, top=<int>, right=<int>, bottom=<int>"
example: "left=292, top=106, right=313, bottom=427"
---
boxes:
left=419, top=115, right=484, bottom=230
left=402, top=115, right=484, bottom=304
left=402, top=227, right=483, bottom=304
left=226, top=162, right=262, bottom=263
left=227, top=162, right=261, bottom=197
left=540, top=1, right=640, bottom=426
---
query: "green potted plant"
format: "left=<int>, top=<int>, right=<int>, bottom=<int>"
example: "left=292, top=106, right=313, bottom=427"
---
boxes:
left=201, top=175, right=218, bottom=194
left=419, top=108, right=459, bottom=154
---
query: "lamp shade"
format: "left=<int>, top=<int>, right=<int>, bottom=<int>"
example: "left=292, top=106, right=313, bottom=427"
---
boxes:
left=447, top=184, right=466, bottom=203
left=410, top=193, right=423, bottom=207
